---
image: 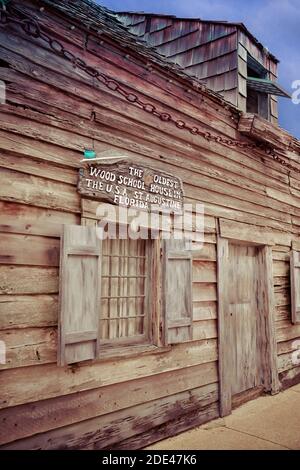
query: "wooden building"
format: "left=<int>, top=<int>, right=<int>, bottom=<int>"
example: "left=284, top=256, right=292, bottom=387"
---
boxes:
left=0, top=0, right=299, bottom=450
left=117, top=11, right=290, bottom=123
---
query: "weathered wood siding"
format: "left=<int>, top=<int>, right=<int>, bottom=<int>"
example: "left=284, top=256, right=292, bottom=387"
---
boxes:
left=0, top=0, right=299, bottom=449
left=238, top=30, right=278, bottom=122
left=118, top=13, right=279, bottom=120
left=117, top=13, right=239, bottom=106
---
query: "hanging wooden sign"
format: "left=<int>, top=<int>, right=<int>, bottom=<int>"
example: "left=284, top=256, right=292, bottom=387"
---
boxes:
left=78, top=159, right=184, bottom=213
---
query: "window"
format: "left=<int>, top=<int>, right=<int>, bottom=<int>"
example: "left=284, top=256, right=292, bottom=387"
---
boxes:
left=246, top=53, right=290, bottom=120
left=100, top=237, right=150, bottom=345
left=246, top=54, right=269, bottom=120
left=290, top=250, right=300, bottom=324
left=58, top=224, right=193, bottom=365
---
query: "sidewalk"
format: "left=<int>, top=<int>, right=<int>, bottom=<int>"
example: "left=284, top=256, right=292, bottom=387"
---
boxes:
left=147, top=384, right=300, bottom=450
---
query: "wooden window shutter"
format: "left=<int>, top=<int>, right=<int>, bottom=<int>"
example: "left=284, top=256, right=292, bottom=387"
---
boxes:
left=163, top=238, right=193, bottom=344
left=58, top=225, right=102, bottom=365
left=290, top=250, right=300, bottom=324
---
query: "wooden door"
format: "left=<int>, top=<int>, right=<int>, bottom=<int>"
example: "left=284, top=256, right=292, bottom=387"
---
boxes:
left=228, top=244, right=258, bottom=396
left=218, top=236, right=279, bottom=417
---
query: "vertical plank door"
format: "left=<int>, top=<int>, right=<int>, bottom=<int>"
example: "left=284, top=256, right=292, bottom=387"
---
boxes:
left=228, top=244, right=258, bottom=395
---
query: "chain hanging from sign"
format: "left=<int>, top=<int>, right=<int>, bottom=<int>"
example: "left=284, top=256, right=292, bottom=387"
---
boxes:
left=1, top=4, right=300, bottom=175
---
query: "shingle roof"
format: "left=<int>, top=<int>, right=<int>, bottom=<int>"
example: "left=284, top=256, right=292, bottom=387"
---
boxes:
left=37, top=0, right=240, bottom=113
left=117, top=11, right=279, bottom=63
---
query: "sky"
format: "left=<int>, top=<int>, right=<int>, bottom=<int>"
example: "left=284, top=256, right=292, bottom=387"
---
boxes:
left=96, top=0, right=300, bottom=139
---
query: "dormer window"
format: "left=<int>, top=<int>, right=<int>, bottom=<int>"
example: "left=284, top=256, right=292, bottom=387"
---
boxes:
left=246, top=54, right=290, bottom=120
left=117, top=13, right=291, bottom=123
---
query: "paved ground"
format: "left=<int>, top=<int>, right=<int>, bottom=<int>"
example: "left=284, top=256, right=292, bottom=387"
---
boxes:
left=147, top=384, right=300, bottom=450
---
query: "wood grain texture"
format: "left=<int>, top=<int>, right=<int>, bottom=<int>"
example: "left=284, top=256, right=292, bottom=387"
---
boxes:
left=0, top=233, right=60, bottom=266
left=1, top=385, right=219, bottom=450
left=290, top=250, right=300, bottom=324
left=228, top=244, right=258, bottom=395
left=279, top=365, right=300, bottom=390
left=163, top=238, right=193, bottom=344
left=111, top=402, right=219, bottom=450
left=0, top=222, right=62, bottom=238
left=0, top=151, right=77, bottom=184
left=0, top=342, right=217, bottom=409
left=0, top=266, right=58, bottom=295
left=58, top=225, right=102, bottom=365
left=257, top=246, right=280, bottom=394
left=217, top=236, right=231, bottom=416
left=0, top=0, right=299, bottom=449
left=0, top=167, right=80, bottom=213
left=0, top=295, right=57, bottom=329
left=78, top=160, right=184, bottom=213
left=0, top=327, right=57, bottom=370
left=0, top=201, right=79, bottom=226
left=0, top=365, right=217, bottom=446
left=219, top=218, right=279, bottom=246
left=239, top=113, right=300, bottom=152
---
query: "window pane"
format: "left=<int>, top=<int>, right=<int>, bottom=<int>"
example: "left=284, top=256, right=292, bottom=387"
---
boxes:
left=100, top=237, right=148, bottom=341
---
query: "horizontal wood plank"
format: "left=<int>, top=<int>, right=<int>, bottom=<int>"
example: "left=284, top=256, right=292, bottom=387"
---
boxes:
left=0, top=341, right=217, bottom=409
left=193, top=301, right=217, bottom=321
left=0, top=327, right=57, bottom=370
left=0, top=266, right=58, bottom=295
left=193, top=261, right=217, bottom=283
left=219, top=218, right=286, bottom=246
left=0, top=167, right=80, bottom=213
left=0, top=201, right=79, bottom=226
left=0, top=233, right=60, bottom=266
left=0, top=294, right=58, bottom=329
left=0, top=364, right=218, bottom=446
left=1, top=385, right=218, bottom=450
